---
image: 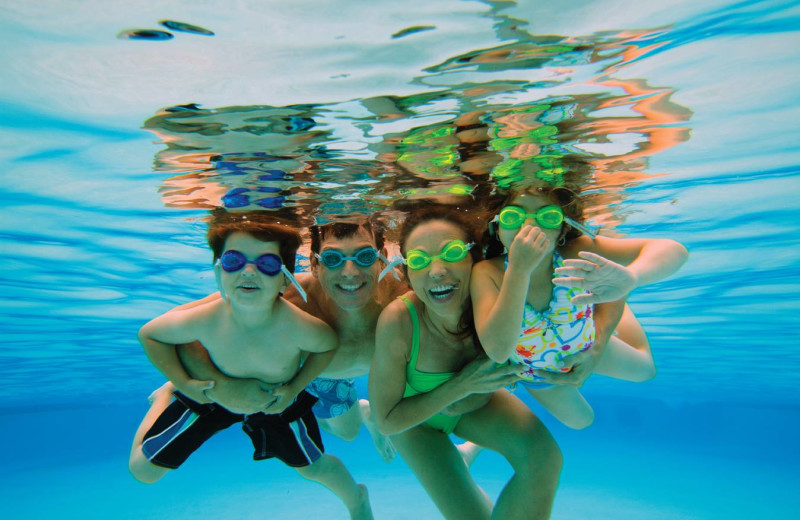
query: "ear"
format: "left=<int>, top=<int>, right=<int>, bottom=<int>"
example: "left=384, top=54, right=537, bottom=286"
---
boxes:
left=310, top=254, right=320, bottom=278
left=214, top=263, right=229, bottom=302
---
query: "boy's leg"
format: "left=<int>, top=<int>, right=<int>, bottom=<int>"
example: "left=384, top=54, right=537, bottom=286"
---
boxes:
left=295, top=454, right=374, bottom=520
left=128, top=382, right=174, bottom=483
left=594, top=304, right=656, bottom=382
left=527, top=385, right=594, bottom=429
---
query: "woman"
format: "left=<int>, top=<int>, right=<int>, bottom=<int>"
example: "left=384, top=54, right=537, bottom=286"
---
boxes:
left=369, top=205, right=562, bottom=520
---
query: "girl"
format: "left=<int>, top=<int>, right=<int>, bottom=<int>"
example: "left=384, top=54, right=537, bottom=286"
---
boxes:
left=471, top=185, right=688, bottom=428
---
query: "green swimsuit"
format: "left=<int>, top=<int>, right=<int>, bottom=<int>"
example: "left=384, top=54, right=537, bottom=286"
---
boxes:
left=399, top=295, right=461, bottom=434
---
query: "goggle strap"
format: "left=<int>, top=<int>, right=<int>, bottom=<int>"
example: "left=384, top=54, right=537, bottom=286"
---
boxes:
left=378, top=255, right=405, bottom=282
left=281, top=265, right=307, bottom=302
left=564, top=217, right=597, bottom=239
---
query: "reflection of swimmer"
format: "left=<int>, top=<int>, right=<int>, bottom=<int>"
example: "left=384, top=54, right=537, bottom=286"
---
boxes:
left=370, top=206, right=561, bottom=520
left=472, top=184, right=688, bottom=429
left=128, top=217, right=374, bottom=519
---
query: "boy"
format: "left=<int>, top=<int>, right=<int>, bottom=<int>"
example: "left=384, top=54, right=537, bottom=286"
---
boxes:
left=128, top=218, right=373, bottom=520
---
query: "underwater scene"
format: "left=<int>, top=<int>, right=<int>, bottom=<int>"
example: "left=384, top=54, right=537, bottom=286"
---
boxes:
left=1, top=0, right=799, bottom=518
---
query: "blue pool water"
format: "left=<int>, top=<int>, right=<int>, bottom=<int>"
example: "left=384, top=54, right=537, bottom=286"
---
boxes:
left=1, top=0, right=799, bottom=518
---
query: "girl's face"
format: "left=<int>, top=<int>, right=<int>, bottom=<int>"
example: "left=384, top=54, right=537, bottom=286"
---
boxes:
left=403, top=219, right=473, bottom=317
left=497, top=191, right=563, bottom=252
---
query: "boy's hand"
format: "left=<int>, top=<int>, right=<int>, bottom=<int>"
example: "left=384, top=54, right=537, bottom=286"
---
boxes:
left=508, top=225, right=551, bottom=274
left=179, top=379, right=215, bottom=404
left=261, top=384, right=299, bottom=415
left=553, top=251, right=637, bottom=304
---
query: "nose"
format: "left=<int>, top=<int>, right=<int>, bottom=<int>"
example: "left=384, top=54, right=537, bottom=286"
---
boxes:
left=428, top=258, right=448, bottom=278
left=341, top=259, right=360, bottom=278
left=241, top=262, right=258, bottom=277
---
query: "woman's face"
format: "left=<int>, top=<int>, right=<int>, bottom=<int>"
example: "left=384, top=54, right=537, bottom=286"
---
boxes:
left=497, top=190, right=564, bottom=252
left=404, top=219, right=473, bottom=317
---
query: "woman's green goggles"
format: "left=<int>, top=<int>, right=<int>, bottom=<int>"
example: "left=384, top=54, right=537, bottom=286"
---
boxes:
left=496, top=205, right=564, bottom=230
left=405, top=239, right=473, bottom=270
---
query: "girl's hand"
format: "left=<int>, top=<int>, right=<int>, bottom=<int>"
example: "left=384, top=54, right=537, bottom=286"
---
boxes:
left=508, top=225, right=551, bottom=273
left=552, top=251, right=637, bottom=304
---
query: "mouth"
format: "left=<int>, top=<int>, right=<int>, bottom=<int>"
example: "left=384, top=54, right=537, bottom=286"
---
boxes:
left=335, top=281, right=367, bottom=294
left=237, top=282, right=260, bottom=293
left=428, top=284, right=457, bottom=302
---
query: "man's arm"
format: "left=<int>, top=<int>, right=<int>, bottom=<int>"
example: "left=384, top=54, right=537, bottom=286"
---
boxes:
left=262, top=319, right=338, bottom=414
left=177, top=342, right=276, bottom=414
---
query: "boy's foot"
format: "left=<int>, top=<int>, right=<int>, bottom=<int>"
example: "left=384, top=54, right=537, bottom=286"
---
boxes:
left=349, top=483, right=374, bottom=520
left=147, top=381, right=175, bottom=405
left=457, top=441, right=483, bottom=468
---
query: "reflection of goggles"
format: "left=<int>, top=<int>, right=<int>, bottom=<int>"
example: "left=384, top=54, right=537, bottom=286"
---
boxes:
left=316, top=247, right=380, bottom=269
left=496, top=205, right=564, bottom=230
left=216, top=250, right=307, bottom=301
left=378, top=240, right=473, bottom=281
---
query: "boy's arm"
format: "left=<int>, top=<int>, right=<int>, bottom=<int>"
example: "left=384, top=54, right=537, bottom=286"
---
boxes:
left=532, top=298, right=625, bottom=387
left=138, top=311, right=215, bottom=403
left=177, top=343, right=276, bottom=414
left=262, top=319, right=338, bottom=415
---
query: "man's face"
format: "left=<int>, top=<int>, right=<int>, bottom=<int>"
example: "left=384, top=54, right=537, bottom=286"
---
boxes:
left=312, top=227, right=381, bottom=310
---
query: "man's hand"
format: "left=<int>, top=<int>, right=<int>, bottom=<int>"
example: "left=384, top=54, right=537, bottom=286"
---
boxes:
left=261, top=384, right=299, bottom=415
left=553, top=251, right=637, bottom=305
left=205, top=378, right=277, bottom=414
left=179, top=379, right=215, bottom=404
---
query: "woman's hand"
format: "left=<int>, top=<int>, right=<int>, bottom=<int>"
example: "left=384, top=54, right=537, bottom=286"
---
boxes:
left=531, top=349, right=599, bottom=388
left=553, top=251, right=637, bottom=304
left=453, top=355, right=523, bottom=395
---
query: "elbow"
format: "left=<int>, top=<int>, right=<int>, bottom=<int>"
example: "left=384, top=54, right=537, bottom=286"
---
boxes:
left=484, top=344, right=510, bottom=364
left=373, top=415, right=400, bottom=437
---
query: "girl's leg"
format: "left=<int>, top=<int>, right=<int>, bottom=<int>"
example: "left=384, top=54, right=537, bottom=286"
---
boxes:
left=456, top=390, right=562, bottom=520
left=594, top=304, right=656, bottom=382
left=528, top=385, right=594, bottom=429
left=392, top=425, right=492, bottom=520
left=128, top=382, right=174, bottom=483
left=295, top=454, right=374, bottom=520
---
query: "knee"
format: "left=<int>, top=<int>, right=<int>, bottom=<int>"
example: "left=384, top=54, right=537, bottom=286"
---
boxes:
left=128, top=457, right=165, bottom=484
left=563, top=408, right=595, bottom=430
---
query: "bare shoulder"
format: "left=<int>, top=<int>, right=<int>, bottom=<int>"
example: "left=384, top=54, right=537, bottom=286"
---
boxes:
left=376, top=292, right=414, bottom=357
left=472, top=256, right=504, bottom=284
left=278, top=298, right=336, bottom=351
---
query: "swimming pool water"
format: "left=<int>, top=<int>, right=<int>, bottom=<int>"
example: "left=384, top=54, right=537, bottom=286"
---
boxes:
left=1, top=0, right=799, bottom=518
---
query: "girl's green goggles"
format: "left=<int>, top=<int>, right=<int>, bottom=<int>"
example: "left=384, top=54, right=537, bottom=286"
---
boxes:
left=496, top=205, right=564, bottom=230
left=405, top=239, right=473, bottom=270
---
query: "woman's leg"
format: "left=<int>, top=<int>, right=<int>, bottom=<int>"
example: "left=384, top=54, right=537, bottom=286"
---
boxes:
left=456, top=390, right=562, bottom=520
left=392, top=425, right=492, bottom=520
left=594, top=304, right=656, bottom=382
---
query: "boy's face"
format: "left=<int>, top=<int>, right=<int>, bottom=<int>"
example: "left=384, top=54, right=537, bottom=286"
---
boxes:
left=215, top=232, right=287, bottom=307
left=312, top=227, right=381, bottom=310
